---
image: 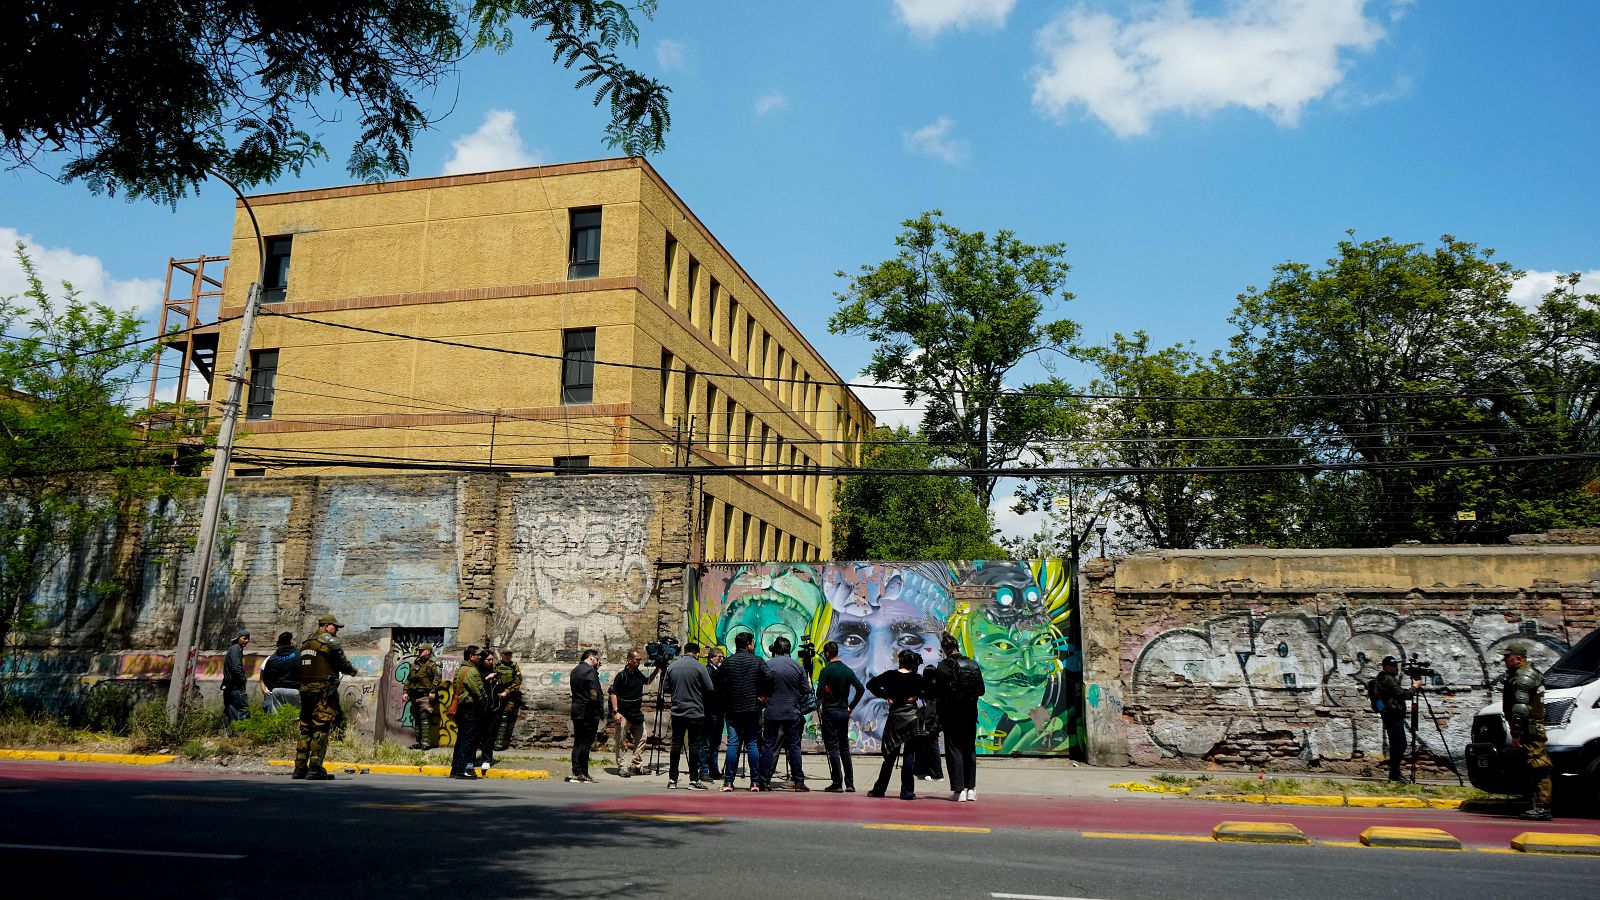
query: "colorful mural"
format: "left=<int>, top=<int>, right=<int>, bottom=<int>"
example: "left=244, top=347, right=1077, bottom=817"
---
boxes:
left=689, top=559, right=1083, bottom=756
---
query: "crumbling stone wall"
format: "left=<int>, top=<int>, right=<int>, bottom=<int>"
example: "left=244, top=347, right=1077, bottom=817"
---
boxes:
left=1080, top=545, right=1600, bottom=772
left=3, top=473, right=691, bottom=747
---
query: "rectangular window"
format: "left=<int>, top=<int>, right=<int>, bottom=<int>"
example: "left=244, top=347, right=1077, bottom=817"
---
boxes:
left=743, top=411, right=755, bottom=463
left=553, top=456, right=590, bottom=473
left=561, top=328, right=596, bottom=404
left=708, top=280, right=721, bottom=342
left=262, top=236, right=293, bottom=302
left=234, top=468, right=267, bottom=478
left=723, top=397, right=736, bottom=457
left=568, top=208, right=602, bottom=279
left=728, top=299, right=742, bottom=361
left=687, top=258, right=701, bottom=321
left=663, top=235, right=677, bottom=304
left=683, top=366, right=697, bottom=432
left=700, top=494, right=714, bottom=561
left=761, top=333, right=773, bottom=389
left=722, top=504, right=736, bottom=560
left=246, top=349, right=279, bottom=419
left=658, top=349, right=674, bottom=418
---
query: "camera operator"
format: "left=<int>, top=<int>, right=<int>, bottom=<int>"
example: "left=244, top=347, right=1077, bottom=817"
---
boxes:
left=664, top=641, right=714, bottom=790
left=1376, top=655, right=1420, bottom=783
left=608, top=648, right=658, bottom=776
left=1501, top=642, right=1554, bottom=821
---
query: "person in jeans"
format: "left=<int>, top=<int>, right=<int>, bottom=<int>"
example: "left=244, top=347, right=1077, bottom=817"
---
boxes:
left=664, top=642, right=714, bottom=790
left=935, top=632, right=984, bottom=802
left=259, top=631, right=301, bottom=713
left=700, top=647, right=726, bottom=783
left=716, top=631, right=764, bottom=792
left=449, top=647, right=489, bottom=779
left=866, top=649, right=925, bottom=800
left=608, top=648, right=657, bottom=776
left=566, top=649, right=603, bottom=783
left=815, top=640, right=863, bottom=792
left=758, top=636, right=810, bottom=791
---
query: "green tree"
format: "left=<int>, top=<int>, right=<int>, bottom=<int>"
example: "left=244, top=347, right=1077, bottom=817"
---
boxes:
left=832, top=426, right=1005, bottom=560
left=1229, top=234, right=1600, bottom=545
left=830, top=210, right=1081, bottom=511
left=1, top=1, right=672, bottom=203
left=0, top=246, right=194, bottom=651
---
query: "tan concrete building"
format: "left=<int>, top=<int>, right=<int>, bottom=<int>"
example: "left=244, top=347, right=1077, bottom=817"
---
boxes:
left=176, top=157, right=872, bottom=562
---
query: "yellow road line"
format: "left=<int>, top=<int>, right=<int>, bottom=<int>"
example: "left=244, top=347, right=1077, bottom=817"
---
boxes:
left=1081, top=832, right=1214, bottom=843
left=863, top=823, right=992, bottom=834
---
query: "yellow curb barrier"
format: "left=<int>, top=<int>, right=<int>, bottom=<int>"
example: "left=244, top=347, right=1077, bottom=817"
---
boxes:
left=266, top=760, right=551, bottom=779
left=0, top=748, right=176, bottom=765
left=1510, top=832, right=1600, bottom=856
left=1426, top=799, right=1464, bottom=809
left=1263, top=795, right=1345, bottom=807
left=1212, top=821, right=1310, bottom=844
left=1191, top=794, right=1268, bottom=804
left=1360, top=826, right=1462, bottom=850
left=1345, top=796, right=1429, bottom=809
left=1108, top=781, right=1191, bottom=794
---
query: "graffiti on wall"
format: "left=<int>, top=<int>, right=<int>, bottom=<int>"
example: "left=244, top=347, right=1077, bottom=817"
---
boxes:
left=501, top=480, right=655, bottom=658
left=379, top=629, right=448, bottom=746
left=1127, top=607, right=1569, bottom=766
left=689, top=559, right=1082, bottom=756
left=310, top=480, right=460, bottom=636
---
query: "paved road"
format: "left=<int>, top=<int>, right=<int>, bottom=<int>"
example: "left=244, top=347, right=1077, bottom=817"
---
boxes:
left=2, top=761, right=1595, bottom=900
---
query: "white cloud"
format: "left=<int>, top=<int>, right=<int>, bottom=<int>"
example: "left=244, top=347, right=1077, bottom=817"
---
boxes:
left=852, top=372, right=927, bottom=431
left=1509, top=269, right=1600, bottom=308
left=895, top=0, right=1016, bottom=38
left=441, top=109, right=541, bottom=175
left=754, top=92, right=787, bottom=116
left=903, top=116, right=971, bottom=163
left=1031, top=0, right=1389, bottom=138
left=655, top=39, right=688, bottom=72
left=990, top=495, right=1050, bottom=544
left=0, top=226, right=162, bottom=314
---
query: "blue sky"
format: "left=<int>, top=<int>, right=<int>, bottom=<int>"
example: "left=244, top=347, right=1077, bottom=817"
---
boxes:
left=2, top=1, right=1597, bottom=536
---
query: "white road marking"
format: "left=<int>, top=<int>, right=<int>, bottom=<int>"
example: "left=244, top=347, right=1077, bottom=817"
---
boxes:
left=0, top=842, right=244, bottom=859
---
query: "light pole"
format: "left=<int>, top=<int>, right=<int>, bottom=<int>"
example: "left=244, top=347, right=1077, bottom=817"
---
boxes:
left=1095, top=523, right=1108, bottom=558
left=164, top=176, right=268, bottom=724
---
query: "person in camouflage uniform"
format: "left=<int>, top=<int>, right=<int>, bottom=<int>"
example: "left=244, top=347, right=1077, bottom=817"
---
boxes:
left=403, top=645, right=441, bottom=751
left=294, top=614, right=358, bottom=780
left=493, top=649, right=523, bottom=751
left=1501, top=641, right=1555, bottom=820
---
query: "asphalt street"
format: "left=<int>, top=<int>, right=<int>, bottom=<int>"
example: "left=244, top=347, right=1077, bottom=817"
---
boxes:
left=1, top=761, right=1596, bottom=900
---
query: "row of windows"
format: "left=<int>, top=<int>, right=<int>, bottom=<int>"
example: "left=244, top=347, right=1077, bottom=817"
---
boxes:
left=247, top=208, right=605, bottom=306
left=700, top=494, right=817, bottom=563
left=663, top=232, right=852, bottom=437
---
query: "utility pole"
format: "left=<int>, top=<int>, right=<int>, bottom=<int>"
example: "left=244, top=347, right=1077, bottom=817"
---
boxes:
left=165, top=180, right=267, bottom=724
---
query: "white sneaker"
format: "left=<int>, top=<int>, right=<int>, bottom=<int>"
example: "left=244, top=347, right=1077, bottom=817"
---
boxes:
left=480, top=762, right=491, bottom=772
left=666, top=780, right=679, bottom=790
left=948, top=791, right=963, bottom=802
left=963, top=789, right=976, bottom=802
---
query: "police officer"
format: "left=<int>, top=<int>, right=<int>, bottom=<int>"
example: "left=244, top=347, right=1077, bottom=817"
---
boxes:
left=492, top=649, right=523, bottom=751
left=403, top=645, right=440, bottom=750
left=1376, top=655, right=1420, bottom=783
left=295, top=614, right=358, bottom=780
left=1502, top=642, right=1554, bottom=821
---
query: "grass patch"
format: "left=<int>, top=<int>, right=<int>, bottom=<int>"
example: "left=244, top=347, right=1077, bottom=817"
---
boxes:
left=0, top=706, right=98, bottom=749
left=1156, top=773, right=1487, bottom=800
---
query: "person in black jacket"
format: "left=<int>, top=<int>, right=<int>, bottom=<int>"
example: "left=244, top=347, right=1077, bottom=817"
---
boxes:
left=222, top=630, right=251, bottom=724
left=701, top=647, right=726, bottom=782
left=567, top=649, right=604, bottom=783
left=936, top=632, right=985, bottom=802
left=914, top=663, right=945, bottom=781
left=716, top=632, right=764, bottom=792
left=866, top=649, right=924, bottom=800
left=259, top=632, right=300, bottom=713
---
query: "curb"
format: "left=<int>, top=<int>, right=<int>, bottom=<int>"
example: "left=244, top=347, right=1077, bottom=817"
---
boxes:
left=1186, top=792, right=1461, bottom=810
left=1212, top=821, right=1310, bottom=844
left=0, top=748, right=176, bottom=765
left=1359, top=826, right=1462, bottom=850
left=266, top=760, right=551, bottom=779
left=1511, top=832, right=1600, bottom=856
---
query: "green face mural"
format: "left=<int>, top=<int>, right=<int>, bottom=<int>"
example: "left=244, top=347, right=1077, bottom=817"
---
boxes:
left=690, top=558, right=1083, bottom=756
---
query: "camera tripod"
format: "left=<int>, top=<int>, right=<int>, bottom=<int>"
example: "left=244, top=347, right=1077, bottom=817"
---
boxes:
left=1404, top=688, right=1465, bottom=786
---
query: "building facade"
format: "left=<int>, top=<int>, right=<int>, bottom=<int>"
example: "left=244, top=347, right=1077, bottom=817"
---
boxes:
left=195, top=157, right=871, bottom=563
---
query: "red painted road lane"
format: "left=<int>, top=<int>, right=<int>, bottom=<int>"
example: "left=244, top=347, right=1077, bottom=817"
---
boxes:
left=0, top=761, right=256, bottom=783
left=577, top=791, right=1600, bottom=847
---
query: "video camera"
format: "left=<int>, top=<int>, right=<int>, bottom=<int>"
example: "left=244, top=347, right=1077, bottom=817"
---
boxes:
left=1403, top=658, right=1438, bottom=681
left=644, top=636, right=680, bottom=668
left=796, top=637, right=817, bottom=669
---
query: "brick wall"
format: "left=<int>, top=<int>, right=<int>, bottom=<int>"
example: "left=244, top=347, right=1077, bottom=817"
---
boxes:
left=1080, top=545, right=1600, bottom=772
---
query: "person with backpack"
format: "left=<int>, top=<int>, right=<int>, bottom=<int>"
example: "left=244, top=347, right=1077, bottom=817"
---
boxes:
left=1373, top=655, right=1420, bottom=782
left=935, top=632, right=985, bottom=802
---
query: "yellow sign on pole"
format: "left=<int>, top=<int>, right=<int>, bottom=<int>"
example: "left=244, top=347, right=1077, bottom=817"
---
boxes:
left=1456, top=510, right=1477, bottom=522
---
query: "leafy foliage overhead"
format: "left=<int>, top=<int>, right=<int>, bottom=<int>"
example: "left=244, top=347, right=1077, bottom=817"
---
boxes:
left=0, top=1, right=672, bottom=203
left=831, top=427, right=1005, bottom=561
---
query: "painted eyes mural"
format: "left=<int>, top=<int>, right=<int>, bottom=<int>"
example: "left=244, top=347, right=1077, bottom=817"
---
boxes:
left=688, top=558, right=1084, bottom=756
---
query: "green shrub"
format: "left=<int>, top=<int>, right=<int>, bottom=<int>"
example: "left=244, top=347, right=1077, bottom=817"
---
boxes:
left=235, top=705, right=299, bottom=746
left=128, top=698, right=223, bottom=752
left=80, top=684, right=134, bottom=734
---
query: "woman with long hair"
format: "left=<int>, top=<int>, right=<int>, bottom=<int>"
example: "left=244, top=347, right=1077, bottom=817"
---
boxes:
left=865, top=649, right=925, bottom=800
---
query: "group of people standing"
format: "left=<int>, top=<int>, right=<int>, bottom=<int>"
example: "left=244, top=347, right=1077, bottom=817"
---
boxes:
left=400, top=644, right=524, bottom=779
left=564, top=631, right=986, bottom=802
